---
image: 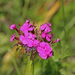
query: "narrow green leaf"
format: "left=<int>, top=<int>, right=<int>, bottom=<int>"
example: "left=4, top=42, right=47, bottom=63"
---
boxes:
left=65, top=17, right=75, bottom=33
left=59, top=17, right=75, bottom=39
left=25, top=60, right=33, bottom=75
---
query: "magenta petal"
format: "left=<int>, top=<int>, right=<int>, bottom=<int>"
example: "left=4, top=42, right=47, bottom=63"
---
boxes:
left=49, top=27, right=52, bottom=32
left=26, top=19, right=30, bottom=23
left=32, top=34, right=35, bottom=40
left=41, top=32, right=46, bottom=38
left=47, top=23, right=51, bottom=26
left=10, top=24, right=16, bottom=30
left=45, top=43, right=51, bottom=54
left=57, top=38, right=60, bottom=42
left=24, top=30, right=28, bottom=37
left=37, top=42, right=53, bottom=59
left=34, top=40, right=39, bottom=44
left=45, top=49, right=50, bottom=54
left=33, top=40, right=39, bottom=47
left=37, top=47, right=43, bottom=53
left=28, top=27, right=33, bottom=31
left=28, top=33, right=35, bottom=40
left=47, top=34, right=51, bottom=37
left=20, top=26, right=24, bottom=31
left=20, top=35, right=27, bottom=45
left=44, top=27, right=48, bottom=33
left=46, top=48, right=52, bottom=54
left=40, top=24, right=46, bottom=30
left=39, top=51, right=46, bottom=56
left=46, top=34, right=51, bottom=41
left=10, top=33, right=16, bottom=42
left=27, top=39, right=33, bottom=47
left=28, top=33, right=32, bottom=38
left=20, top=35, right=25, bottom=41
left=45, top=26, right=52, bottom=33
left=22, top=39, right=27, bottom=45
left=40, top=42, right=46, bottom=48
left=23, top=22, right=28, bottom=27
left=49, top=51, right=53, bottom=57
left=39, top=52, right=47, bottom=59
left=46, top=36, right=51, bottom=41
left=28, top=23, right=32, bottom=27
left=20, top=25, right=27, bottom=32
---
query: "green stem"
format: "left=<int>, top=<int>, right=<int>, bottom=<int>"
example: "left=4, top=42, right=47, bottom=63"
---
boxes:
left=41, top=59, right=43, bottom=75
left=31, top=51, right=34, bottom=75
left=20, top=0, right=30, bottom=24
left=62, top=0, right=66, bottom=35
left=32, top=59, right=34, bottom=75
left=62, top=0, right=65, bottom=25
left=8, top=49, right=21, bottom=75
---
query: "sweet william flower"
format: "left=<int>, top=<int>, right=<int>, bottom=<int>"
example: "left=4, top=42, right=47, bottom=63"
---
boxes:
left=20, top=33, right=35, bottom=47
left=26, top=19, right=30, bottom=23
left=27, top=39, right=33, bottom=47
left=44, top=26, right=52, bottom=33
left=37, top=42, right=53, bottom=59
left=57, top=38, right=60, bottom=42
left=10, top=24, right=16, bottom=30
left=20, top=35, right=33, bottom=47
left=10, top=33, right=16, bottom=42
left=47, top=51, right=53, bottom=59
left=40, top=23, right=52, bottom=33
left=28, top=33, right=35, bottom=40
left=20, top=21, right=33, bottom=32
left=33, top=40, right=39, bottom=47
left=41, top=32, right=51, bottom=41
left=40, top=24, right=46, bottom=31
left=38, top=42, right=52, bottom=54
left=10, top=24, right=21, bottom=35
left=10, top=19, right=59, bottom=60
left=46, top=23, right=51, bottom=27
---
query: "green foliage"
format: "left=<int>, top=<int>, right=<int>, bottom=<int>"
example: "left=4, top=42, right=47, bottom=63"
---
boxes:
left=0, top=33, right=10, bottom=53
left=25, top=60, right=33, bottom=75
left=0, top=0, right=75, bottom=75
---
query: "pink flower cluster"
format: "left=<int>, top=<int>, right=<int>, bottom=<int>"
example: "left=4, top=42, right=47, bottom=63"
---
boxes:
left=41, top=23, right=52, bottom=41
left=10, top=19, right=60, bottom=59
left=37, top=42, right=53, bottom=59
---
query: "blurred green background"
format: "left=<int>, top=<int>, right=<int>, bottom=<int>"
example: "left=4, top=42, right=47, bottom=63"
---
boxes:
left=0, top=0, right=75, bottom=75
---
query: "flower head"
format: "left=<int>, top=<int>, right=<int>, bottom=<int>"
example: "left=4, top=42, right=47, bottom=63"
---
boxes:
left=20, top=33, right=35, bottom=47
left=26, top=19, right=30, bottom=23
left=41, top=32, right=51, bottom=41
left=40, top=23, right=52, bottom=33
left=10, top=19, right=59, bottom=60
left=57, top=38, right=60, bottom=42
left=37, top=42, right=53, bottom=59
left=10, top=33, right=16, bottom=42
left=10, top=24, right=16, bottom=30
left=33, top=40, right=39, bottom=47
left=46, top=23, right=51, bottom=27
left=20, top=20, right=33, bottom=32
